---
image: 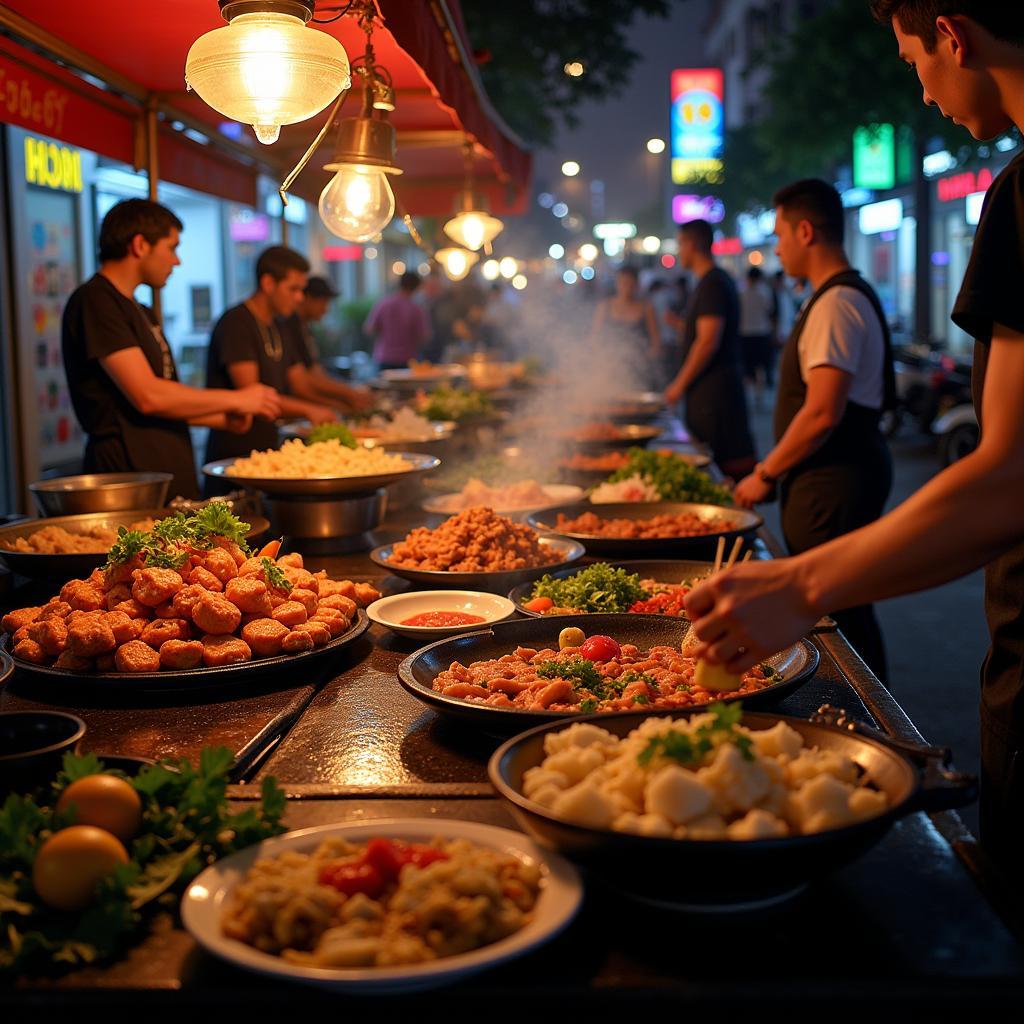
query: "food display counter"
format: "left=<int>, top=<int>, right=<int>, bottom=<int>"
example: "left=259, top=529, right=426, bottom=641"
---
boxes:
left=2, top=434, right=1023, bottom=1011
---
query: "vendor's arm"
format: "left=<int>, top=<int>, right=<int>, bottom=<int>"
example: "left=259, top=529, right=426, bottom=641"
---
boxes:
left=686, top=327, right=1024, bottom=670
left=101, top=347, right=279, bottom=421
left=287, top=363, right=373, bottom=412
left=665, top=314, right=723, bottom=402
left=228, top=361, right=337, bottom=426
left=734, top=366, right=851, bottom=506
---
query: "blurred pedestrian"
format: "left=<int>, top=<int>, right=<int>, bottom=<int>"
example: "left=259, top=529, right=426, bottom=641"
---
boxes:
left=665, top=219, right=756, bottom=479
left=590, top=266, right=661, bottom=388
left=364, top=271, right=431, bottom=370
left=739, top=265, right=778, bottom=408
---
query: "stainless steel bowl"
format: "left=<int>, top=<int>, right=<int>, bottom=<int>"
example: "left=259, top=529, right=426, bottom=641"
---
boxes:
left=30, top=473, right=173, bottom=517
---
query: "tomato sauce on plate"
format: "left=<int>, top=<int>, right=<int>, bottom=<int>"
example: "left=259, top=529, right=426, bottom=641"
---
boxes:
left=400, top=611, right=486, bottom=627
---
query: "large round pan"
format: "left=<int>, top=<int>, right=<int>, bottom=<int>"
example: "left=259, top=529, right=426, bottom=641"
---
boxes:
left=202, top=452, right=440, bottom=497
left=560, top=424, right=662, bottom=451
left=370, top=538, right=585, bottom=594
left=527, top=502, right=762, bottom=557
left=508, top=559, right=714, bottom=617
left=0, top=509, right=270, bottom=580
left=1, top=611, right=369, bottom=696
left=489, top=707, right=977, bottom=909
left=398, top=614, right=819, bottom=734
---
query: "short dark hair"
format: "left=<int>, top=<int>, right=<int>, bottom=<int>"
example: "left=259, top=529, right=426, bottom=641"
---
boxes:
left=869, top=1, right=1024, bottom=50
left=98, top=199, right=182, bottom=262
left=772, top=178, right=845, bottom=246
left=678, top=219, right=714, bottom=254
left=256, top=245, right=309, bottom=287
left=399, top=271, right=421, bottom=292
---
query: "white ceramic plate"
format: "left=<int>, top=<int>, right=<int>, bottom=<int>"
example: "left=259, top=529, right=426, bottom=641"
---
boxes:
left=366, top=590, right=517, bottom=638
left=181, top=818, right=582, bottom=993
left=422, top=484, right=584, bottom=517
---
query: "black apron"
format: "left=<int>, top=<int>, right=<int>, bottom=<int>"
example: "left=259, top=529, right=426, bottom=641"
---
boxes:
left=774, top=269, right=895, bottom=677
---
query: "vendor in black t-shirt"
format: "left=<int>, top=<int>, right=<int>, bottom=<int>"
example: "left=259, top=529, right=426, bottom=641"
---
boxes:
left=204, top=247, right=338, bottom=470
left=680, top=3, right=1024, bottom=890
left=61, top=199, right=280, bottom=499
left=664, top=218, right=756, bottom=479
left=278, top=275, right=374, bottom=413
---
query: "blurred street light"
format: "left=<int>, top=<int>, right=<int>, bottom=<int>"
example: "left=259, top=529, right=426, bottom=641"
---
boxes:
left=564, top=61, right=585, bottom=77
left=551, top=202, right=569, bottom=218
left=499, top=256, right=518, bottom=279
left=641, top=235, right=660, bottom=254
left=548, top=243, right=565, bottom=259
left=482, top=259, right=500, bottom=280
left=646, top=138, right=666, bottom=154
left=580, top=265, right=595, bottom=281
left=512, top=274, right=528, bottom=290
left=561, top=160, right=580, bottom=177
left=562, top=269, right=578, bottom=284
left=578, top=242, right=599, bottom=261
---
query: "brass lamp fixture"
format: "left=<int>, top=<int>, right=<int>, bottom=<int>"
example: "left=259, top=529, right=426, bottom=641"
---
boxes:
left=442, top=142, right=504, bottom=253
left=185, top=0, right=351, bottom=145
left=317, top=8, right=402, bottom=242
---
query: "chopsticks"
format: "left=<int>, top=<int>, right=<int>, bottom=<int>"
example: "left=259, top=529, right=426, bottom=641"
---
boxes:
left=682, top=537, right=751, bottom=654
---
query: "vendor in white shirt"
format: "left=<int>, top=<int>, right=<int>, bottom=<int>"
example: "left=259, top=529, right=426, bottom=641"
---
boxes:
left=732, top=179, right=895, bottom=680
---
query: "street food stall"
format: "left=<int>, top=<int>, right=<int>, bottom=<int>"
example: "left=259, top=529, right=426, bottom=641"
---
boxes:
left=1, top=0, right=1023, bottom=1014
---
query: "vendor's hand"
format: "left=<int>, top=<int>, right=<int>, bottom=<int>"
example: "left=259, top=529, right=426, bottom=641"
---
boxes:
left=235, top=384, right=280, bottom=420
left=225, top=412, right=252, bottom=434
left=307, top=405, right=338, bottom=426
left=684, top=557, right=819, bottom=673
left=346, top=386, right=375, bottom=412
left=664, top=379, right=685, bottom=405
left=733, top=472, right=773, bottom=508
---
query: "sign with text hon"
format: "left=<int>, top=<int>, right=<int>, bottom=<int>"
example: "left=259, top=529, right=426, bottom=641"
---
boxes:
left=671, top=68, right=724, bottom=185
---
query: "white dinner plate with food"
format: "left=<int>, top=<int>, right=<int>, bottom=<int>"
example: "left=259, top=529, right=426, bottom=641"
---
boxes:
left=421, top=483, right=584, bottom=517
left=366, top=591, right=517, bottom=638
left=181, top=818, right=582, bottom=993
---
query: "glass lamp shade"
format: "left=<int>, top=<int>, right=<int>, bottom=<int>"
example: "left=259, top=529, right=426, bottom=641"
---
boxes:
left=319, top=164, right=396, bottom=243
left=443, top=209, right=504, bottom=252
left=185, top=11, right=350, bottom=145
left=435, top=247, right=479, bottom=281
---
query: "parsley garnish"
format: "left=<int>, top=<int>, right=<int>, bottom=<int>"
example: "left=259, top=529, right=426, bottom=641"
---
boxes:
left=530, top=562, right=646, bottom=614
left=189, top=502, right=252, bottom=550
left=536, top=657, right=604, bottom=691
left=619, top=671, right=656, bottom=687
left=104, top=505, right=250, bottom=568
left=579, top=699, right=598, bottom=713
left=306, top=423, right=358, bottom=448
left=633, top=694, right=650, bottom=705
left=638, top=702, right=753, bottom=767
left=261, top=557, right=292, bottom=592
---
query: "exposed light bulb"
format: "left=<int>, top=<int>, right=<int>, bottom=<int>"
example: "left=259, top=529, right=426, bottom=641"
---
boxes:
left=443, top=208, right=504, bottom=252
left=435, top=247, right=478, bottom=281
left=318, top=164, right=396, bottom=243
left=186, top=10, right=350, bottom=146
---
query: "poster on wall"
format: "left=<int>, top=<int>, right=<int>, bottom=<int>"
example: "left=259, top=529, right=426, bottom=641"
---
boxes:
left=25, top=187, right=82, bottom=469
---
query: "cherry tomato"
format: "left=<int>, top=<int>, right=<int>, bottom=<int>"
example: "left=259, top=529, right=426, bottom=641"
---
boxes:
left=404, top=845, right=449, bottom=870
left=524, top=596, right=553, bottom=612
left=318, top=860, right=386, bottom=898
left=363, top=838, right=404, bottom=882
left=579, top=635, right=621, bottom=662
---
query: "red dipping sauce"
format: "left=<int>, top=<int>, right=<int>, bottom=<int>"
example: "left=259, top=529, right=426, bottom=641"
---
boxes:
left=400, top=610, right=486, bottom=627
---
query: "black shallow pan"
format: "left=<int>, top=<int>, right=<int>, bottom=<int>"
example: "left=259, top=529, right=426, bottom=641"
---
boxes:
left=509, top=559, right=715, bottom=617
left=398, top=614, right=819, bottom=735
left=1, top=610, right=369, bottom=696
left=489, top=706, right=977, bottom=909
left=527, top=502, right=762, bottom=558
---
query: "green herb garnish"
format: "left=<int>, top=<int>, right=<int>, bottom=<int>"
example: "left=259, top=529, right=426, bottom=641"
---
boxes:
left=0, top=748, right=285, bottom=974
left=638, top=702, right=753, bottom=768
left=105, top=528, right=154, bottom=566
left=261, top=557, right=292, bottom=592
left=606, top=448, right=733, bottom=506
left=633, top=694, right=650, bottom=705
left=619, top=671, right=657, bottom=687
left=189, top=502, right=252, bottom=550
left=418, top=385, right=494, bottom=422
left=306, top=422, right=358, bottom=448
left=536, top=657, right=604, bottom=691
left=105, top=504, right=251, bottom=569
left=579, top=699, right=598, bottom=713
left=530, top=563, right=647, bottom=614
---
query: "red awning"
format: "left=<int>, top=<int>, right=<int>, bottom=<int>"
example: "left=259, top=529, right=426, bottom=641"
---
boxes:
left=0, top=0, right=531, bottom=216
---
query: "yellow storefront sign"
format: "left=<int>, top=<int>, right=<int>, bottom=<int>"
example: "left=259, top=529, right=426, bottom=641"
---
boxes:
left=24, top=136, right=83, bottom=193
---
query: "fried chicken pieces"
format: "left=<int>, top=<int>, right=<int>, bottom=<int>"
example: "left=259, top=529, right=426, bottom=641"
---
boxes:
left=2, top=547, right=379, bottom=674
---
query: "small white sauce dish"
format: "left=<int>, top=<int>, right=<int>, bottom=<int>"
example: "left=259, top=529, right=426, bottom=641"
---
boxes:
left=366, top=590, right=517, bottom=639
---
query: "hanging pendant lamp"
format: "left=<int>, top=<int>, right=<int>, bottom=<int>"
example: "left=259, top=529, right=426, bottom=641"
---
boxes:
left=442, top=142, right=504, bottom=252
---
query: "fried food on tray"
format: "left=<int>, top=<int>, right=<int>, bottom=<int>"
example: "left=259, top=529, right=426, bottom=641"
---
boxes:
left=1, top=504, right=382, bottom=675
left=386, top=506, right=562, bottom=573
left=0, top=518, right=155, bottom=555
